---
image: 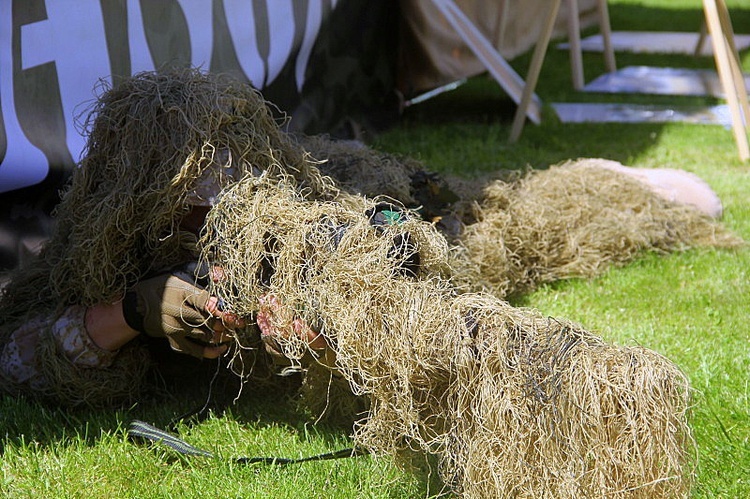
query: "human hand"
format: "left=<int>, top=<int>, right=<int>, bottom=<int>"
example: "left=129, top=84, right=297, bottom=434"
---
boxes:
left=122, top=272, right=244, bottom=358
left=256, top=293, right=326, bottom=358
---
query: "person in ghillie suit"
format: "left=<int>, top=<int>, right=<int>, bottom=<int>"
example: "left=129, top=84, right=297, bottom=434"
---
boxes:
left=0, top=68, right=733, bottom=497
left=0, top=68, right=333, bottom=407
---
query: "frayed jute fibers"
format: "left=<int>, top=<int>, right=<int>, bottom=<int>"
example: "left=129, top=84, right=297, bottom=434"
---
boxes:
left=449, top=160, right=743, bottom=298
left=0, top=68, right=334, bottom=405
left=300, top=135, right=471, bottom=239
left=300, top=134, right=425, bottom=206
left=295, top=137, right=742, bottom=299
left=35, top=328, right=153, bottom=408
left=202, top=174, right=694, bottom=498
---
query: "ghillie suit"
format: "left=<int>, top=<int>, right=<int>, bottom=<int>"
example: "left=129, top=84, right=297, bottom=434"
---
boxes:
left=0, top=68, right=334, bottom=406
left=0, top=67, right=738, bottom=494
left=300, top=135, right=466, bottom=238
left=202, top=175, right=694, bottom=498
left=298, top=137, right=742, bottom=298
left=451, top=160, right=744, bottom=298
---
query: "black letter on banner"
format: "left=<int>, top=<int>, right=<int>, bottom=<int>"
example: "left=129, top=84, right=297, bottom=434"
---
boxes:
left=13, top=0, right=75, bottom=177
left=251, top=0, right=269, bottom=88
left=141, top=0, right=192, bottom=70
left=259, top=1, right=308, bottom=110
left=210, top=0, right=251, bottom=85
left=100, top=0, right=132, bottom=79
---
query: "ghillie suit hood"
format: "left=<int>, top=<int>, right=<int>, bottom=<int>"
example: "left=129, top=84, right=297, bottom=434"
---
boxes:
left=0, top=69, right=333, bottom=405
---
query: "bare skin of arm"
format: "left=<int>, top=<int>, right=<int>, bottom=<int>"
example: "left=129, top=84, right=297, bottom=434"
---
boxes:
left=85, top=297, right=233, bottom=359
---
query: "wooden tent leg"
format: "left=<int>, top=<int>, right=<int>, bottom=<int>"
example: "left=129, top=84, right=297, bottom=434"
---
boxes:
left=510, top=0, right=562, bottom=142
left=566, top=0, right=585, bottom=91
left=568, top=0, right=615, bottom=90
left=597, top=0, right=616, bottom=72
left=695, top=19, right=708, bottom=56
left=717, top=0, right=748, bottom=100
left=430, top=0, right=543, bottom=126
left=703, top=0, right=750, bottom=160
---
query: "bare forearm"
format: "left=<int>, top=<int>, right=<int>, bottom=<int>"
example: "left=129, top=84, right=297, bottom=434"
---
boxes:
left=84, top=302, right=140, bottom=351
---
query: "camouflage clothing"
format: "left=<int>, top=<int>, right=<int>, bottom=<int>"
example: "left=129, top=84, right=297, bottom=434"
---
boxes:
left=0, top=305, right=118, bottom=391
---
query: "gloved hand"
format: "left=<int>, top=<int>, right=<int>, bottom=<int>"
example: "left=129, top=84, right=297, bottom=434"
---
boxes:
left=122, top=272, right=223, bottom=358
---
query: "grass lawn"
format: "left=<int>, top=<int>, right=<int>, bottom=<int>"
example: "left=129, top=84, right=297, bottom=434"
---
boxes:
left=2, top=0, right=749, bottom=497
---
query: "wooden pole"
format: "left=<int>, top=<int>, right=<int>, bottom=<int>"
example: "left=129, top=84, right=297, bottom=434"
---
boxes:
left=510, top=0, right=562, bottom=142
left=431, top=0, right=543, bottom=125
left=566, top=0, right=585, bottom=90
left=597, top=0, right=617, bottom=72
left=703, top=0, right=749, bottom=160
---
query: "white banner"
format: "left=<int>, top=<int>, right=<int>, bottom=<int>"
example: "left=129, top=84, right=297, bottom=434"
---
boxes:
left=0, top=0, right=336, bottom=193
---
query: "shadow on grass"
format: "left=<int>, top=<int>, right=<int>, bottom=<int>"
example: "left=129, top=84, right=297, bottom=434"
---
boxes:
left=0, top=352, right=304, bottom=450
left=0, top=371, right=446, bottom=496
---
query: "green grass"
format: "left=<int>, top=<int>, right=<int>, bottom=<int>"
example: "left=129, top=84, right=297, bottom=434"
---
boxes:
left=3, top=0, right=750, bottom=497
left=0, top=394, right=428, bottom=498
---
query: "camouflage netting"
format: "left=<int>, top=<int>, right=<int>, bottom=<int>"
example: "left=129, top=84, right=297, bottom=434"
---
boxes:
left=0, top=68, right=334, bottom=405
left=201, top=174, right=694, bottom=498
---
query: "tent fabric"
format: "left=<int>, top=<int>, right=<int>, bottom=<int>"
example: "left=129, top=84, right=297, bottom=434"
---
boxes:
left=398, top=0, right=601, bottom=96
